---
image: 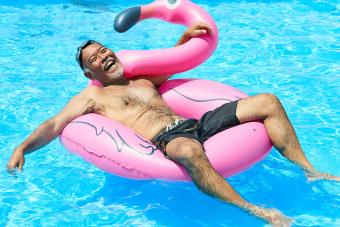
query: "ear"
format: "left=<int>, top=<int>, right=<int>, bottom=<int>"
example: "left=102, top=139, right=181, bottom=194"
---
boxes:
left=84, top=70, right=95, bottom=80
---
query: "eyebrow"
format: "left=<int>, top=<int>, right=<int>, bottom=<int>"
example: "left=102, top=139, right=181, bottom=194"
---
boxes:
left=87, top=46, right=103, bottom=65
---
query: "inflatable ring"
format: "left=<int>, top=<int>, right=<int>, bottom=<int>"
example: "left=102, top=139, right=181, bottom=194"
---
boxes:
left=60, top=1, right=272, bottom=180
left=113, top=0, right=218, bottom=78
left=60, top=79, right=272, bottom=180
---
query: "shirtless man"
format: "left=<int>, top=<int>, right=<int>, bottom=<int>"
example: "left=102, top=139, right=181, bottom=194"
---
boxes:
left=7, top=23, right=339, bottom=226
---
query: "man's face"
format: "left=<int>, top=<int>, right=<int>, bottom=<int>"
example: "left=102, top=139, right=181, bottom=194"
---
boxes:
left=81, top=43, right=124, bottom=85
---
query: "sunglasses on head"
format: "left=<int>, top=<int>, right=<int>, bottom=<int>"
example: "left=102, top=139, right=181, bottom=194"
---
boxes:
left=76, top=40, right=99, bottom=70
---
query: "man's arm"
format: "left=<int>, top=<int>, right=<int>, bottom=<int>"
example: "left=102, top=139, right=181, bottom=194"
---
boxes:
left=136, top=22, right=214, bottom=86
left=7, top=87, right=97, bottom=172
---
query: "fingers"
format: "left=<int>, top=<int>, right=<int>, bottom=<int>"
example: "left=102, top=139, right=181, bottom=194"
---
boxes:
left=6, top=155, right=25, bottom=174
left=18, top=158, right=24, bottom=172
left=193, top=21, right=214, bottom=35
left=7, top=159, right=15, bottom=171
left=191, top=29, right=207, bottom=37
left=6, top=163, right=16, bottom=175
left=6, top=163, right=23, bottom=174
left=183, top=21, right=215, bottom=41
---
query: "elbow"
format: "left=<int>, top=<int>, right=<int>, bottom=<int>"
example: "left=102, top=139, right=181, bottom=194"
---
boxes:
left=45, top=118, right=63, bottom=136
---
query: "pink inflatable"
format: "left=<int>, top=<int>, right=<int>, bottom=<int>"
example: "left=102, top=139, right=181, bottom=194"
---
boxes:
left=60, top=79, right=272, bottom=180
left=60, top=0, right=273, bottom=180
left=114, top=0, right=218, bottom=78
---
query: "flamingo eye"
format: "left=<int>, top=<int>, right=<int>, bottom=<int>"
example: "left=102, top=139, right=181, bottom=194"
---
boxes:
left=165, top=0, right=181, bottom=9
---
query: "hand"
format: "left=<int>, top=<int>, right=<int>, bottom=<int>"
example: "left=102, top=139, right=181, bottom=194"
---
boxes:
left=185, top=21, right=214, bottom=38
left=7, top=147, right=25, bottom=173
left=176, top=22, right=214, bottom=46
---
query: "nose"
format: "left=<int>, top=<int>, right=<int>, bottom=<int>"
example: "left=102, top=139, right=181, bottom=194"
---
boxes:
left=101, top=55, right=109, bottom=64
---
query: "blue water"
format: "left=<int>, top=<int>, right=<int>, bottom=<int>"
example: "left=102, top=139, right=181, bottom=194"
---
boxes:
left=1, top=0, right=339, bottom=226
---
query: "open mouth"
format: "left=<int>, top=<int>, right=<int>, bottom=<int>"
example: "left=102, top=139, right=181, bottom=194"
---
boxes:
left=104, top=56, right=116, bottom=71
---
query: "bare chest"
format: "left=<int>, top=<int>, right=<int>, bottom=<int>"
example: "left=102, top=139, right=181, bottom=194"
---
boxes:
left=95, top=84, right=167, bottom=117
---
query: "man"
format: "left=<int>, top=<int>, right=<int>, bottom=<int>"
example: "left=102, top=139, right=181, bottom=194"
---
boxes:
left=7, top=22, right=339, bottom=226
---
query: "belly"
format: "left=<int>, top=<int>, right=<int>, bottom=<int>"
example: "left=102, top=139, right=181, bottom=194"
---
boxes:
left=128, top=106, right=182, bottom=140
left=97, top=89, right=183, bottom=139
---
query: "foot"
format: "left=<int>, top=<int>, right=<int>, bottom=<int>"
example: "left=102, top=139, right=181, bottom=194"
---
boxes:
left=264, top=209, right=294, bottom=227
left=306, top=171, right=340, bottom=182
left=250, top=206, right=294, bottom=227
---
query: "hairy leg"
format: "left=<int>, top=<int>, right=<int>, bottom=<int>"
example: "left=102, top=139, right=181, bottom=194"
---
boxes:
left=236, top=93, right=339, bottom=182
left=166, top=137, right=293, bottom=226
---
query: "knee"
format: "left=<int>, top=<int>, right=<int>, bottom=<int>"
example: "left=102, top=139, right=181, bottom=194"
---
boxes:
left=260, top=93, right=283, bottom=116
left=168, top=141, right=205, bottom=165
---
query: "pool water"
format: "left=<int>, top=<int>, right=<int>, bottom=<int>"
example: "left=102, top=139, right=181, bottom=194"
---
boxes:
left=1, top=0, right=339, bottom=226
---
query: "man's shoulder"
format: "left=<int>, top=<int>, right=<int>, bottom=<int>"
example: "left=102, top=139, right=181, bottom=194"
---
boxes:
left=83, top=85, right=102, bottom=93
left=130, top=77, right=155, bottom=88
left=76, top=85, right=101, bottom=100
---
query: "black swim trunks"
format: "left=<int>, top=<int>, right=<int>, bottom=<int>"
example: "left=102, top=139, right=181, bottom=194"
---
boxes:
left=151, top=100, right=240, bottom=157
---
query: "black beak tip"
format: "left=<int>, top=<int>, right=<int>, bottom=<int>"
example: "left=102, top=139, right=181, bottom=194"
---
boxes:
left=114, top=6, right=141, bottom=33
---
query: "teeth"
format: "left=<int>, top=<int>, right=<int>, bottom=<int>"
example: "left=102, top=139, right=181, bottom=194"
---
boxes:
left=107, top=62, right=114, bottom=69
left=104, top=58, right=116, bottom=70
